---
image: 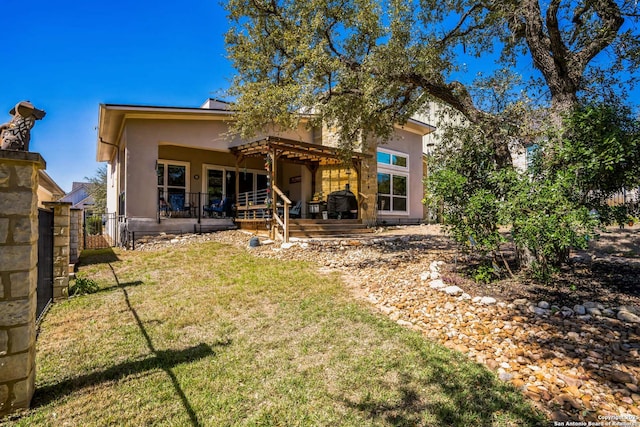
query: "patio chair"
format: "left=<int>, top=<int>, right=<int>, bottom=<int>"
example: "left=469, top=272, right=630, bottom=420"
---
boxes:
left=205, top=197, right=230, bottom=218
left=289, top=200, right=302, bottom=218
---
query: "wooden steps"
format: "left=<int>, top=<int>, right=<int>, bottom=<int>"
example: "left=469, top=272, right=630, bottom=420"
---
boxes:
left=287, top=219, right=373, bottom=238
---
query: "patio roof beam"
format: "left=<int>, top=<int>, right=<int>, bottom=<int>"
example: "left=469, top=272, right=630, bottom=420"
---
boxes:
left=230, top=136, right=371, bottom=166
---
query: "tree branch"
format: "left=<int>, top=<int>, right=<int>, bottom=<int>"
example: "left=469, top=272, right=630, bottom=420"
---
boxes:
left=572, top=0, right=624, bottom=70
left=439, top=4, right=482, bottom=45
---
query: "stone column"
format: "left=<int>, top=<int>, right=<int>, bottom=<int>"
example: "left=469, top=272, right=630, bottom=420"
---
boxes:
left=43, top=202, right=71, bottom=301
left=0, top=151, right=45, bottom=416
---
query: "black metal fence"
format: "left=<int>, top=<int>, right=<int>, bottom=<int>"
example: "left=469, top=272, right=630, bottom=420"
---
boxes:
left=37, top=208, right=54, bottom=323
left=84, top=211, right=119, bottom=249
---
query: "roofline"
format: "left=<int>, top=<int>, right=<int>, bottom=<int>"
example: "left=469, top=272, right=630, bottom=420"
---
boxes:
left=399, top=117, right=436, bottom=135
left=97, top=102, right=435, bottom=162
left=97, top=103, right=241, bottom=162
left=100, top=103, right=237, bottom=114
left=38, top=170, right=66, bottom=196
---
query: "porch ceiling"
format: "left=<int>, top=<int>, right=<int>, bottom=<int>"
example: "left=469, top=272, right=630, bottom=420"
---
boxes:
left=230, top=136, right=371, bottom=166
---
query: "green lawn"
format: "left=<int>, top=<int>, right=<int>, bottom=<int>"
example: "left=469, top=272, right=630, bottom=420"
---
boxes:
left=6, top=241, right=546, bottom=426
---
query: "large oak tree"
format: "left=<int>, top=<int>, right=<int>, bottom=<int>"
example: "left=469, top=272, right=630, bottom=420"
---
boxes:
left=226, top=0, right=638, bottom=163
left=225, top=0, right=639, bottom=278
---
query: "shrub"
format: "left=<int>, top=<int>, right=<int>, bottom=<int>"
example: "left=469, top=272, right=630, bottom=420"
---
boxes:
left=70, top=275, right=99, bottom=296
left=86, top=216, right=103, bottom=235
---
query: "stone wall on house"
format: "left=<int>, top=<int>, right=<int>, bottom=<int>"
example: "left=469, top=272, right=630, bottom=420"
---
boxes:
left=360, top=142, right=378, bottom=227
left=43, top=202, right=71, bottom=301
left=0, top=151, right=45, bottom=416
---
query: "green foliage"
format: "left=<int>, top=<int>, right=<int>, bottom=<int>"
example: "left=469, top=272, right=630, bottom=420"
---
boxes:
left=86, top=216, right=103, bottom=235
left=84, top=165, right=107, bottom=212
left=552, top=103, right=640, bottom=205
left=70, top=275, right=99, bottom=296
left=428, top=102, right=637, bottom=281
left=428, top=122, right=508, bottom=254
left=225, top=0, right=639, bottom=152
left=473, top=264, right=495, bottom=284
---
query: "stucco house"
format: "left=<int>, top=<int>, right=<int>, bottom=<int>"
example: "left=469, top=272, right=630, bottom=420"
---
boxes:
left=37, top=170, right=65, bottom=208
left=96, top=99, right=434, bottom=241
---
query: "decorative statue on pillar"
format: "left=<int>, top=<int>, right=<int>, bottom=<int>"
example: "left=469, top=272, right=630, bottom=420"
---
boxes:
left=0, top=101, right=46, bottom=151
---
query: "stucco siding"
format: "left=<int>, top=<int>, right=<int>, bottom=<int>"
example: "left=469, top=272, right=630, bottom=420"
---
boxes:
left=377, top=128, right=425, bottom=222
left=125, top=128, right=159, bottom=218
left=106, top=162, right=118, bottom=215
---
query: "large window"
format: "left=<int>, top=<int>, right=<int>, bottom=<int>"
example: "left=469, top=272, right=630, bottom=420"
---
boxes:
left=377, top=151, right=408, bottom=168
left=377, top=149, right=408, bottom=213
left=157, top=160, right=189, bottom=210
left=204, top=166, right=268, bottom=204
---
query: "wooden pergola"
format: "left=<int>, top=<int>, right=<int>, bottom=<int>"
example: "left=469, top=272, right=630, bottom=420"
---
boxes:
left=230, top=136, right=371, bottom=199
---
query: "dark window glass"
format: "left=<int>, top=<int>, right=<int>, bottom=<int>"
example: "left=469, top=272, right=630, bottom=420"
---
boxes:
left=157, top=164, right=164, bottom=186
left=378, top=195, right=391, bottom=211
left=207, top=170, right=224, bottom=200
left=393, top=175, right=407, bottom=196
left=239, top=172, right=254, bottom=194
left=392, top=155, right=407, bottom=167
left=377, top=173, right=391, bottom=194
left=168, top=165, right=186, bottom=187
left=393, top=197, right=406, bottom=211
left=257, top=174, right=268, bottom=191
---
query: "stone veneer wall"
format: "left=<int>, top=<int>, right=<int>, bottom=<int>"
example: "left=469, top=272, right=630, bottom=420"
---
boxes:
left=0, top=151, right=45, bottom=416
left=69, top=208, right=83, bottom=266
left=43, top=202, right=71, bottom=301
left=359, top=142, right=378, bottom=227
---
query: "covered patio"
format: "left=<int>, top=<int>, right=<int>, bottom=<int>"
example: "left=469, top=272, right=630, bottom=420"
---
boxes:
left=230, top=136, right=372, bottom=241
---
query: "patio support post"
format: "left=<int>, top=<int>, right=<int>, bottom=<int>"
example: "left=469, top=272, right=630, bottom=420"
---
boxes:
left=270, top=147, right=278, bottom=239
left=353, top=160, right=363, bottom=220
left=306, top=163, right=319, bottom=197
left=235, top=159, right=240, bottom=217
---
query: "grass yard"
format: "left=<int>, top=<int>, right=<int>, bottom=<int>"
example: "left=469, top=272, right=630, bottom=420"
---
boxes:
left=6, top=241, right=546, bottom=426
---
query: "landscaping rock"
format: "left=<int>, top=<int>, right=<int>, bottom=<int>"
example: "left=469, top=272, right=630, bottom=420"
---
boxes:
left=573, top=305, right=586, bottom=315
left=480, top=296, right=497, bottom=305
left=617, top=310, right=640, bottom=323
left=608, top=369, right=635, bottom=384
left=428, top=279, right=446, bottom=290
left=443, top=285, right=463, bottom=296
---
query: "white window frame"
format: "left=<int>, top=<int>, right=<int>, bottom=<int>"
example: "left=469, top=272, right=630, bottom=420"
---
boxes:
left=377, top=148, right=409, bottom=215
left=157, top=160, right=190, bottom=209
left=377, top=148, right=409, bottom=172
left=201, top=164, right=268, bottom=196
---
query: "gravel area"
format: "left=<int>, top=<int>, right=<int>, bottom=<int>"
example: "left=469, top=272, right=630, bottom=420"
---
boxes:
left=133, top=225, right=640, bottom=423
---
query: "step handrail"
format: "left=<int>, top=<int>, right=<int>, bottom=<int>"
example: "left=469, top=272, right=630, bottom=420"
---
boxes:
left=272, top=185, right=291, bottom=242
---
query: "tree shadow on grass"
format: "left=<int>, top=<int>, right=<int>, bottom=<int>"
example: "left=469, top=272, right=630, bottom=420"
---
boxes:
left=78, top=247, right=120, bottom=265
left=34, top=263, right=230, bottom=427
left=92, top=280, right=145, bottom=295
left=342, top=355, right=547, bottom=427
left=32, top=342, right=225, bottom=408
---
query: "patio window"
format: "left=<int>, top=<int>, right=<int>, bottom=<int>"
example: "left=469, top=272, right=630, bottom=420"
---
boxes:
left=377, top=150, right=408, bottom=169
left=377, top=149, right=408, bottom=214
left=377, top=173, right=407, bottom=212
left=204, top=166, right=268, bottom=204
left=157, top=160, right=189, bottom=210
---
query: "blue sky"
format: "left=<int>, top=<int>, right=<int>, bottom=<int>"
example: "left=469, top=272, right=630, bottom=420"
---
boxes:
left=2, top=1, right=636, bottom=193
left=0, top=0, right=233, bottom=192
